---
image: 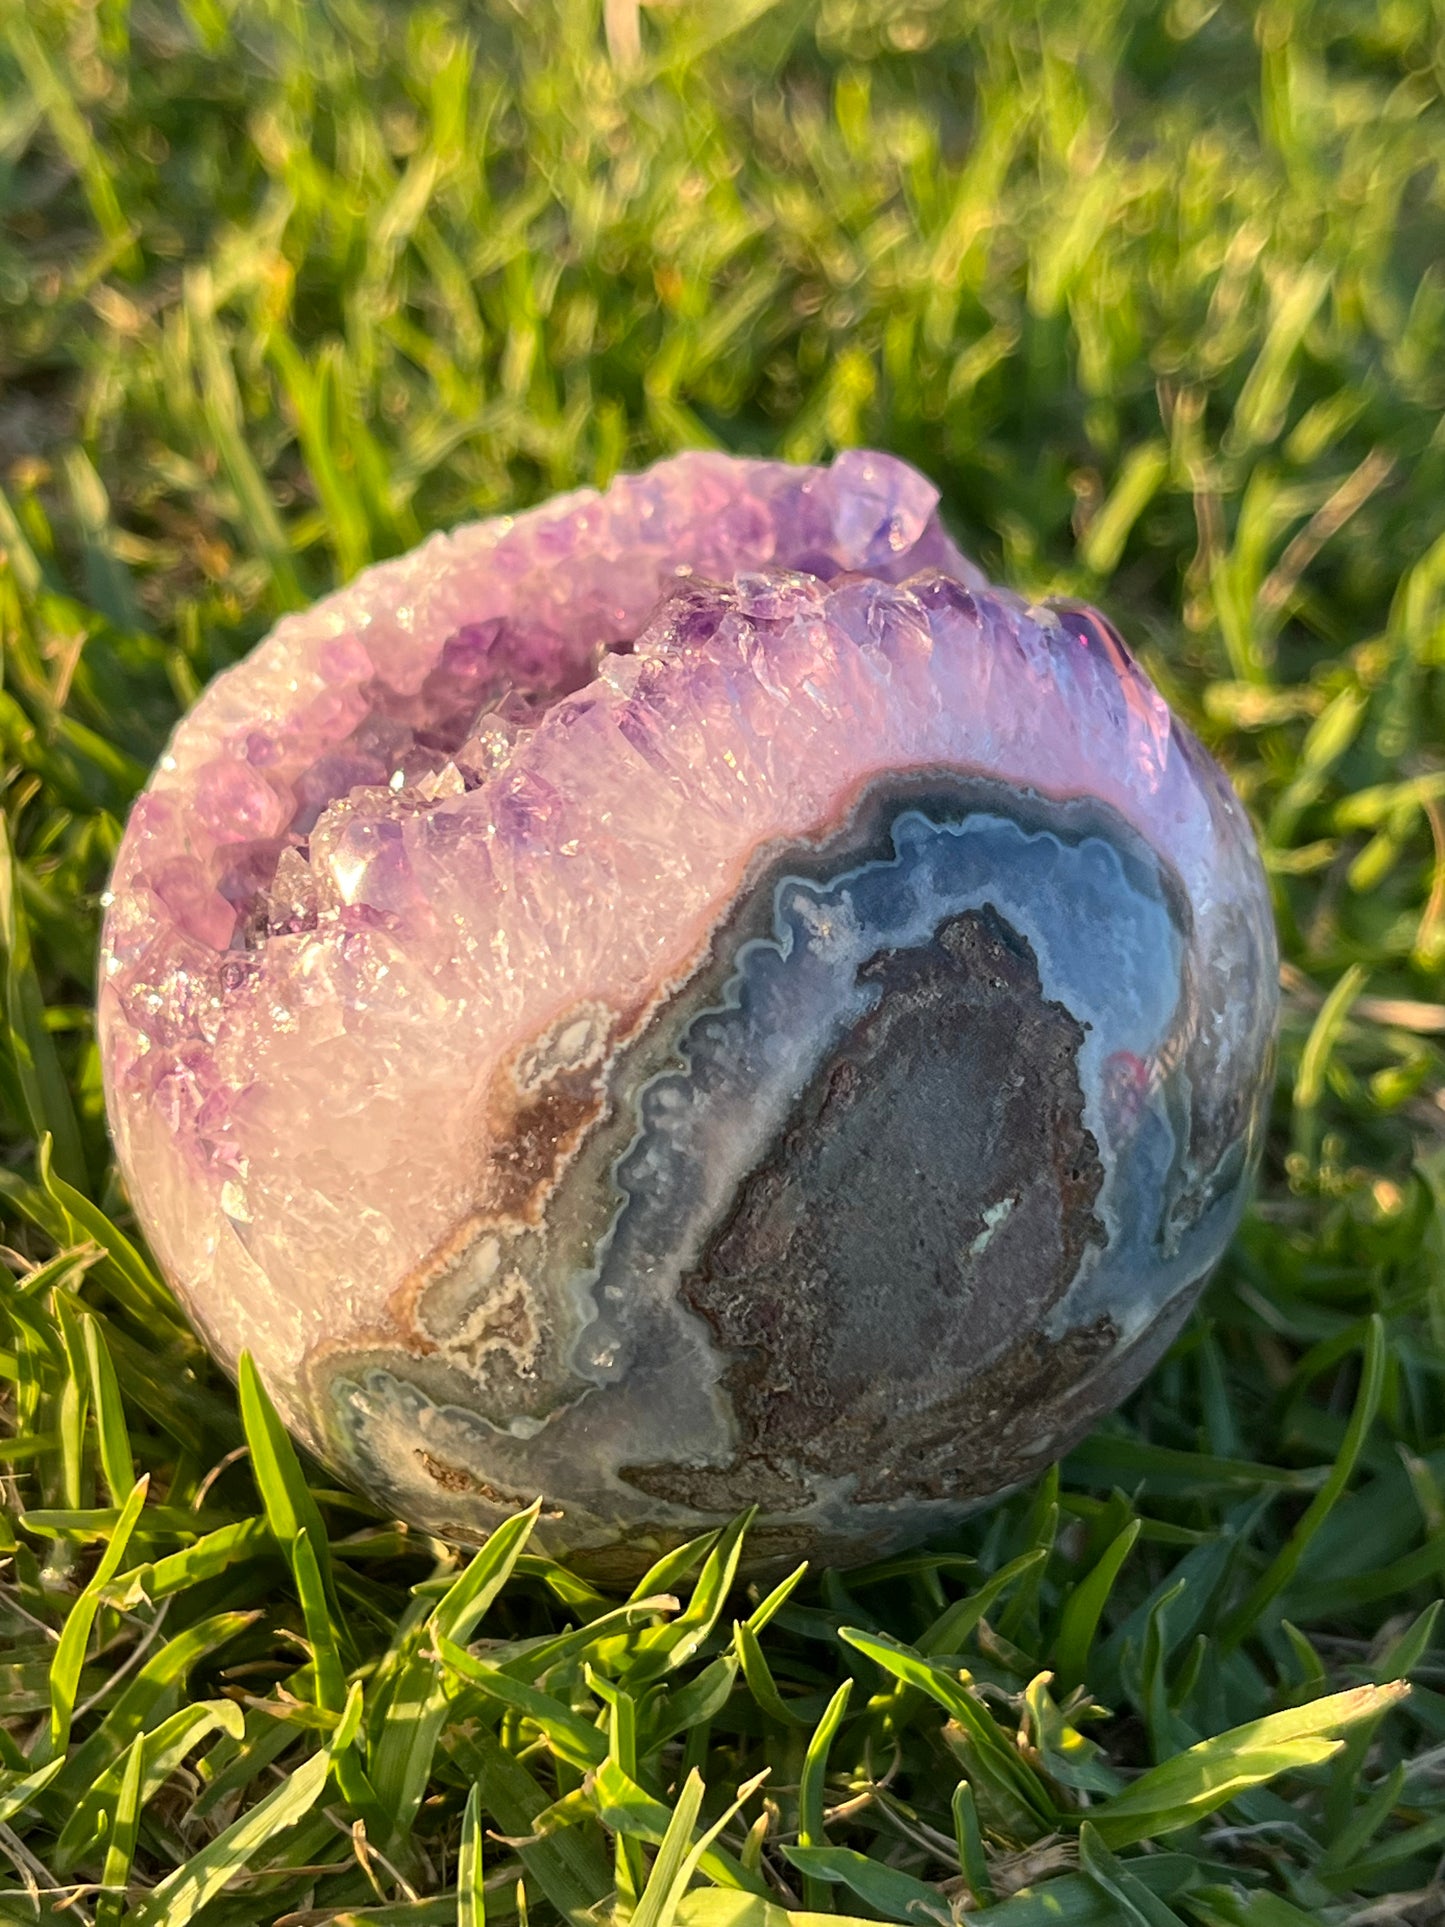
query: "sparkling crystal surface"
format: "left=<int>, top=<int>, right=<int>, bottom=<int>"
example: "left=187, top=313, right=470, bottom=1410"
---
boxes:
left=100, top=449, right=1277, bottom=1574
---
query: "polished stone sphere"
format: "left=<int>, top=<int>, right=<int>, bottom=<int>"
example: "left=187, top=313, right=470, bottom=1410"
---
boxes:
left=99, top=451, right=1277, bottom=1575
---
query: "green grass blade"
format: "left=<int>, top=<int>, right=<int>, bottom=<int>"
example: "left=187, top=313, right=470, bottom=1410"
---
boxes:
left=79, top=1306, right=135, bottom=1503
left=430, top=1501, right=542, bottom=1646
left=1089, top=1682, right=1410, bottom=1848
left=797, top=1679, right=850, bottom=1835
left=48, top=1608, right=258, bottom=1842
left=445, top=1723, right=613, bottom=1927
left=592, top=1757, right=766, bottom=1897
left=734, top=1617, right=815, bottom=1728
left=365, top=1504, right=541, bottom=1840
left=0, top=1758, right=66, bottom=1828
left=107, top=1518, right=273, bottom=1608
left=951, top=1782, right=993, bottom=1907
left=782, top=1847, right=951, bottom=1926
left=37, top=1153, right=176, bottom=1324
left=41, top=1472, right=148, bottom=1764
left=0, top=822, right=87, bottom=1187
left=1054, top=1518, right=1142, bottom=1689
left=237, top=1350, right=337, bottom=1614
left=674, top=1860, right=1200, bottom=1927
left=1077, top=1823, right=1188, bottom=1926
left=291, top=1526, right=347, bottom=1713
left=127, top=1735, right=333, bottom=1927
left=917, top=1547, right=1049, bottom=1658
left=438, top=1638, right=607, bottom=1771
left=81, top=1700, right=246, bottom=1891
left=0, top=12, right=139, bottom=272
left=839, top=1627, right=1055, bottom=1832
left=1222, top=1315, right=1387, bottom=1649
left=185, top=272, right=306, bottom=611
left=94, top=1730, right=145, bottom=1927
left=459, top=1779, right=486, bottom=1927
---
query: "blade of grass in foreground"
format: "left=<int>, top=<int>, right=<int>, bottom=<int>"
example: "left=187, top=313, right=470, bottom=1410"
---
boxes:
left=40, top=1473, right=148, bottom=1765
left=1087, top=1682, right=1410, bottom=1847
left=127, top=1736, right=333, bottom=1927
left=0, top=825, right=86, bottom=1188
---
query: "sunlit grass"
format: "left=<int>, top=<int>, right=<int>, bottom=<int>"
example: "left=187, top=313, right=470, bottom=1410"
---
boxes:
left=2, top=0, right=1445, bottom=1920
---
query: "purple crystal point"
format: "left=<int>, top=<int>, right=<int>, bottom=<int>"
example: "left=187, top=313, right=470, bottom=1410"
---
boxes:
left=100, top=449, right=1276, bottom=1575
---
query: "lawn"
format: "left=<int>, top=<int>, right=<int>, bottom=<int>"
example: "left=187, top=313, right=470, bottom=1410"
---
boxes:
left=3, top=0, right=1445, bottom=1920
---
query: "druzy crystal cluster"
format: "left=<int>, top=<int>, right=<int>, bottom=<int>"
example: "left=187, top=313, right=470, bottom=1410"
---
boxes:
left=100, top=450, right=1277, bottom=1573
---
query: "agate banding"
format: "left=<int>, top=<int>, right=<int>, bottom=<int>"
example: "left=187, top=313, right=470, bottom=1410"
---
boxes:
left=99, top=450, right=1277, bottom=1573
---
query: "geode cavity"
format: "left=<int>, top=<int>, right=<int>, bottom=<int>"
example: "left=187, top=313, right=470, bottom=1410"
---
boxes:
left=99, top=450, right=1277, bottom=1574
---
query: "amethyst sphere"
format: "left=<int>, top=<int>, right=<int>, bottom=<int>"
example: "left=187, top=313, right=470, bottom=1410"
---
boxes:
left=100, top=451, right=1276, bottom=1574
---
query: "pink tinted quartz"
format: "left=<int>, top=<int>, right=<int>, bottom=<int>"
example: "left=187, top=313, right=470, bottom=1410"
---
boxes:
left=100, top=450, right=1276, bottom=1574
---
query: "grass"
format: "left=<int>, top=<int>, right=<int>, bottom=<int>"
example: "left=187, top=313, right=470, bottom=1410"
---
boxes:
left=2, top=0, right=1445, bottom=1919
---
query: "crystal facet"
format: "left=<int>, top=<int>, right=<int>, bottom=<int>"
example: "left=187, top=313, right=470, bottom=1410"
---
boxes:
left=100, top=450, right=1277, bottom=1575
